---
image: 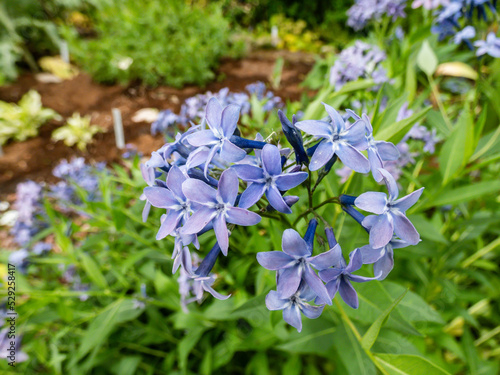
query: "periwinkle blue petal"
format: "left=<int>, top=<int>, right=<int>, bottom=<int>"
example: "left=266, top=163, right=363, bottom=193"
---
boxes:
left=281, top=229, right=310, bottom=258
left=266, top=185, right=292, bottom=214
left=392, top=188, right=424, bottom=212
left=182, top=207, right=217, bottom=235
left=226, top=207, right=261, bottom=226
left=283, top=304, right=303, bottom=332
left=144, top=187, right=178, bottom=209
left=355, top=192, right=387, bottom=214
left=213, top=215, right=229, bottom=256
left=373, top=250, right=394, bottom=280
left=303, top=266, right=332, bottom=305
left=391, top=211, right=420, bottom=245
left=187, top=168, right=218, bottom=187
left=300, top=303, right=325, bottom=319
left=238, top=183, right=266, bottom=209
left=265, top=290, right=290, bottom=310
left=308, top=140, right=335, bottom=171
left=339, top=277, right=359, bottom=309
left=217, top=168, right=239, bottom=205
left=232, top=164, right=265, bottom=182
left=257, top=251, right=295, bottom=270
left=182, top=178, right=217, bottom=204
left=278, top=266, right=303, bottom=298
left=274, top=172, right=308, bottom=191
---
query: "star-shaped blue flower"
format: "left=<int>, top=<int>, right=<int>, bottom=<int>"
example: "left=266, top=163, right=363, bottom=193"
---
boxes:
left=232, top=144, right=308, bottom=213
left=318, top=247, right=378, bottom=309
left=295, top=102, right=370, bottom=173
left=265, top=283, right=324, bottom=332
left=347, top=111, right=399, bottom=182
left=355, top=168, right=423, bottom=248
left=181, top=168, right=261, bottom=255
left=185, top=98, right=247, bottom=176
left=257, top=228, right=335, bottom=304
left=144, top=166, right=197, bottom=240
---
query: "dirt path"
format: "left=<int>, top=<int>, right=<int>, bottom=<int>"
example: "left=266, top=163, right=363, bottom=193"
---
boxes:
left=0, top=50, right=315, bottom=198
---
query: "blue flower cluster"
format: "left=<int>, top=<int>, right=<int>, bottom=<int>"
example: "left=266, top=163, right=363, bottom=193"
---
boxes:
left=10, top=181, right=45, bottom=247
left=151, top=82, right=283, bottom=135
left=336, top=102, right=440, bottom=181
left=50, top=157, right=105, bottom=207
left=329, top=41, right=388, bottom=90
left=7, top=157, right=106, bottom=273
left=347, top=0, right=407, bottom=30
left=432, top=0, right=500, bottom=57
left=143, top=96, right=425, bottom=331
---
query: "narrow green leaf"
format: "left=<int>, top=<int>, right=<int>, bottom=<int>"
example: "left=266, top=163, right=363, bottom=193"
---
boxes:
left=428, top=181, right=500, bottom=207
left=439, top=111, right=468, bottom=185
left=80, top=252, right=108, bottom=289
left=178, top=326, right=206, bottom=371
left=375, top=106, right=431, bottom=144
left=362, top=290, right=408, bottom=350
left=408, top=215, right=449, bottom=244
left=375, top=354, right=452, bottom=375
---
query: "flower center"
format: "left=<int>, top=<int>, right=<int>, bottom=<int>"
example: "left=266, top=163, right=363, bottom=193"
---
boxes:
left=215, top=203, right=226, bottom=213
left=332, top=134, right=340, bottom=141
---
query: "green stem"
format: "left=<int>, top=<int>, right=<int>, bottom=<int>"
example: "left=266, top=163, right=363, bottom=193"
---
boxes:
left=428, top=75, right=452, bottom=131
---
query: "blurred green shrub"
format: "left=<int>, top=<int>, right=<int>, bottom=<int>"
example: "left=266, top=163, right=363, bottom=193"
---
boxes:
left=61, top=0, right=234, bottom=87
left=51, top=112, right=104, bottom=151
left=0, top=90, right=61, bottom=145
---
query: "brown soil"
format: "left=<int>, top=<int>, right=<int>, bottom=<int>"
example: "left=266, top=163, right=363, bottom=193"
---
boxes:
left=0, top=50, right=315, bottom=200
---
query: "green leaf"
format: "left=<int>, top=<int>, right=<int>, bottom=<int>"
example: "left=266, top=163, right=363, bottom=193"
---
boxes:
left=362, top=290, right=408, bottom=350
left=79, top=252, right=108, bottom=289
left=282, top=355, right=303, bottom=375
left=346, top=282, right=421, bottom=337
left=277, top=317, right=336, bottom=355
left=375, top=354, right=451, bottom=375
left=72, top=299, right=142, bottom=366
left=375, top=106, right=431, bottom=144
left=408, top=215, right=449, bottom=244
left=111, top=356, right=141, bottom=375
left=417, top=41, right=438, bottom=76
left=178, top=326, right=206, bottom=371
left=332, top=320, right=376, bottom=375
left=428, top=181, right=500, bottom=207
left=383, top=282, right=444, bottom=325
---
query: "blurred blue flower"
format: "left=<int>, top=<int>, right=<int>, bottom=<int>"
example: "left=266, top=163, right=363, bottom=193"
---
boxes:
left=453, top=26, right=476, bottom=45
left=474, top=32, right=500, bottom=57
left=347, top=0, right=407, bottom=30
left=329, top=41, right=388, bottom=90
left=151, top=109, right=178, bottom=135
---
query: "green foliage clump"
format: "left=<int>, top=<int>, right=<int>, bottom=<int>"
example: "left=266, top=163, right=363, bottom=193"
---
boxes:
left=52, top=112, right=104, bottom=151
left=0, top=90, right=61, bottom=145
left=62, top=0, right=233, bottom=87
